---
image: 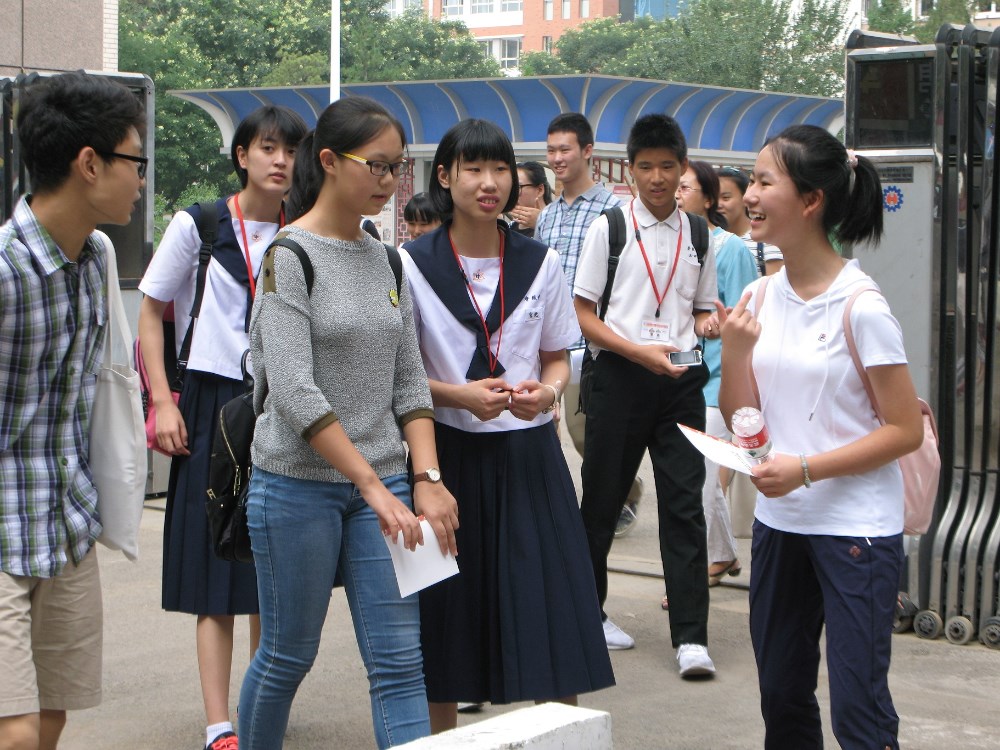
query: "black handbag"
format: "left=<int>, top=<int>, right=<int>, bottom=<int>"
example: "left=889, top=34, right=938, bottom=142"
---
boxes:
left=206, top=384, right=256, bottom=564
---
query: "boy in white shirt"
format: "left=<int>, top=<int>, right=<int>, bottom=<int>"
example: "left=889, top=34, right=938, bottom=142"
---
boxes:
left=573, top=114, right=719, bottom=677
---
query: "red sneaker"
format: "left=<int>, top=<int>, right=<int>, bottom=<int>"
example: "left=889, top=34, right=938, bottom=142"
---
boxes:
left=206, top=732, right=238, bottom=750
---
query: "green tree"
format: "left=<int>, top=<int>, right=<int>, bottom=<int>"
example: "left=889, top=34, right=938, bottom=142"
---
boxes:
left=866, top=0, right=916, bottom=36
left=520, top=51, right=571, bottom=75
left=915, top=0, right=971, bottom=43
left=554, top=16, right=658, bottom=74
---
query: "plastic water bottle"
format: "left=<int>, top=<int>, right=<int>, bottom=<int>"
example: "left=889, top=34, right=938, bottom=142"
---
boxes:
left=732, top=407, right=773, bottom=464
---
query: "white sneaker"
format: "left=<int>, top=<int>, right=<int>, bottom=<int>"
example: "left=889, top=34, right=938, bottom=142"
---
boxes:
left=603, top=618, right=635, bottom=650
left=676, top=644, right=716, bottom=677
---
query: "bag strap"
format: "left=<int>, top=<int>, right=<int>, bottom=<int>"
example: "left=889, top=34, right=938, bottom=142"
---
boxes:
left=685, top=211, right=709, bottom=265
left=176, top=201, right=218, bottom=376
left=97, top=232, right=132, bottom=367
left=597, top=205, right=627, bottom=322
left=842, top=287, right=885, bottom=424
left=384, top=242, right=402, bottom=296
left=268, top=234, right=314, bottom=295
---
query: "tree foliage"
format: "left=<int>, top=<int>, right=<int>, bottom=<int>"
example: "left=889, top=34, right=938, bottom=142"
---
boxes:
left=549, top=0, right=848, bottom=97
left=865, top=0, right=916, bottom=36
left=120, top=0, right=497, bottom=209
left=914, top=0, right=972, bottom=43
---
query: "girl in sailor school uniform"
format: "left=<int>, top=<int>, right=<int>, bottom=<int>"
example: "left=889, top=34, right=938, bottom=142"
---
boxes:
left=400, top=119, right=615, bottom=733
left=716, top=125, right=924, bottom=750
left=137, top=106, right=307, bottom=750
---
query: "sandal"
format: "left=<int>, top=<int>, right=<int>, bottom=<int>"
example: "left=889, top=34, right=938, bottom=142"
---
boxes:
left=708, top=560, right=742, bottom=587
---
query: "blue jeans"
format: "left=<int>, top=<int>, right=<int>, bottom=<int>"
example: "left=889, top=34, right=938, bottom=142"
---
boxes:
left=238, top=468, right=429, bottom=749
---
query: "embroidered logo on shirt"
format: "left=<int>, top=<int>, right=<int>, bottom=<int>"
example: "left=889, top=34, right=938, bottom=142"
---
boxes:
left=472, top=270, right=485, bottom=282
left=818, top=333, right=827, bottom=342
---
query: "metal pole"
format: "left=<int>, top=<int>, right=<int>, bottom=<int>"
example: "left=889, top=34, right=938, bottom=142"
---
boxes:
left=330, top=0, right=341, bottom=103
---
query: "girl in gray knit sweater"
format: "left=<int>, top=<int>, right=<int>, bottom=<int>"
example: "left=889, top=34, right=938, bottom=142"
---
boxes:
left=237, top=97, right=458, bottom=750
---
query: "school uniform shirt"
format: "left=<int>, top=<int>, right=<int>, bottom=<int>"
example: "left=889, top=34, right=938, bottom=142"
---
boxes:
left=138, top=199, right=279, bottom=381
left=703, top=226, right=759, bottom=408
left=401, top=223, right=580, bottom=434
left=574, top=197, right=718, bottom=357
left=748, top=260, right=907, bottom=536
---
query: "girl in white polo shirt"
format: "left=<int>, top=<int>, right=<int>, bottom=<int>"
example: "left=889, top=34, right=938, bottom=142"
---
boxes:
left=401, top=119, right=614, bottom=734
left=718, top=124, right=924, bottom=750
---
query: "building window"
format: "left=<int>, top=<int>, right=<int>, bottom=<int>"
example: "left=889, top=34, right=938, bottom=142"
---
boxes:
left=501, top=0, right=522, bottom=10
left=580, top=0, right=589, bottom=16
left=562, top=0, right=571, bottom=17
left=385, top=0, right=424, bottom=16
left=920, top=0, right=933, bottom=15
left=471, top=0, right=492, bottom=12
left=442, top=0, right=463, bottom=16
left=544, top=0, right=553, bottom=19
left=500, top=38, right=521, bottom=70
left=479, top=40, right=491, bottom=59
left=543, top=35, right=553, bottom=53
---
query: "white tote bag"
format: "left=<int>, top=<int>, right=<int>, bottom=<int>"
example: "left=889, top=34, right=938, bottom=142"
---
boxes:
left=90, top=233, right=148, bottom=560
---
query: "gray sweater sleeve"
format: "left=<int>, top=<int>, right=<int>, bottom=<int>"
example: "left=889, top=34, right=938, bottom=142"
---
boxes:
left=254, top=244, right=337, bottom=438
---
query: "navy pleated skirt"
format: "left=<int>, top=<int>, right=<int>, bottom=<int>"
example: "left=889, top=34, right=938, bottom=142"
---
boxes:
left=161, top=370, right=259, bottom=615
left=420, top=421, right=615, bottom=704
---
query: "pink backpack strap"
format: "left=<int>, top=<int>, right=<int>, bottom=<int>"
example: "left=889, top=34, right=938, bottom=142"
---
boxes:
left=842, top=287, right=884, bottom=423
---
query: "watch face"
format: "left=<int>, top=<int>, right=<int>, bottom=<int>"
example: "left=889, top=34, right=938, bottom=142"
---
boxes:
left=426, top=468, right=441, bottom=482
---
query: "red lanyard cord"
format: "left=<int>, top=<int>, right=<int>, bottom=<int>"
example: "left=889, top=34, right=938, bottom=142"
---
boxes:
left=234, top=193, right=285, bottom=298
left=630, top=202, right=683, bottom=319
left=449, top=228, right=505, bottom=376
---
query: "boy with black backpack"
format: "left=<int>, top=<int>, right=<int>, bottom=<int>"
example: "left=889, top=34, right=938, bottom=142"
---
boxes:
left=573, top=114, right=719, bottom=677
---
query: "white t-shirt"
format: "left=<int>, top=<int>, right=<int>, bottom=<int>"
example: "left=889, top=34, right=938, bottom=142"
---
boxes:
left=139, top=202, right=279, bottom=381
left=401, top=247, right=580, bottom=433
left=574, top=198, right=717, bottom=356
left=749, top=260, right=908, bottom=536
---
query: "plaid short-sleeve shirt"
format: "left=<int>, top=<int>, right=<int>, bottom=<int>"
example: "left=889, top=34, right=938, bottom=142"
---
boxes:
left=0, top=198, right=107, bottom=578
left=535, top=183, right=623, bottom=348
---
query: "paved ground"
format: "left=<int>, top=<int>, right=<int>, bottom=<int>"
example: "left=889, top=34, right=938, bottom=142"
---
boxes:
left=59, top=430, right=1000, bottom=749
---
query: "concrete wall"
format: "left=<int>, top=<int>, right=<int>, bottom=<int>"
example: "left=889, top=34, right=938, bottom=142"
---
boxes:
left=0, top=0, right=117, bottom=77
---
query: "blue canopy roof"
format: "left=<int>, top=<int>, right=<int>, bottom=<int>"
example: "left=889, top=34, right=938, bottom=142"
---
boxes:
left=170, top=74, right=844, bottom=157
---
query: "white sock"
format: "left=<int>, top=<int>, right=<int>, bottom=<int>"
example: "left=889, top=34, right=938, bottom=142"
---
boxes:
left=207, top=722, right=234, bottom=746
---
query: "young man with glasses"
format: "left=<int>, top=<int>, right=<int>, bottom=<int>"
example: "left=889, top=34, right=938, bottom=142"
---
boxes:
left=0, top=72, right=145, bottom=750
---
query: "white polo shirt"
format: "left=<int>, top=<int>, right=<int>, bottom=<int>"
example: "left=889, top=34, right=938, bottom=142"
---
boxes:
left=401, top=247, right=580, bottom=433
left=574, top=197, right=717, bottom=356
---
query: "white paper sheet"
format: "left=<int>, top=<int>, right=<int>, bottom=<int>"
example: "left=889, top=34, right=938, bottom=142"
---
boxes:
left=383, top=518, right=460, bottom=598
left=678, top=424, right=757, bottom=475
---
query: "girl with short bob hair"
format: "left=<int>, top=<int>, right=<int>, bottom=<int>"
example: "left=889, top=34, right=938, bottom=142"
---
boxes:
left=402, top=192, right=444, bottom=241
left=403, top=118, right=614, bottom=733
left=138, top=104, right=307, bottom=750
left=238, top=96, right=458, bottom=749
left=718, top=124, right=923, bottom=750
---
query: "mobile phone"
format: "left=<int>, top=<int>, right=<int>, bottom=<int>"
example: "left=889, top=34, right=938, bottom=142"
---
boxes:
left=668, top=350, right=703, bottom=366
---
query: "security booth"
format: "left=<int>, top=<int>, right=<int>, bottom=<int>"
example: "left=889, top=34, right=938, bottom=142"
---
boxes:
left=1, top=71, right=165, bottom=495
left=846, top=25, right=1000, bottom=648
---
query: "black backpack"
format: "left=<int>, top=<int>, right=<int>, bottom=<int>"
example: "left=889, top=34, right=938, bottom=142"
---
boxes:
left=578, top=207, right=709, bottom=415
left=205, top=235, right=403, bottom=563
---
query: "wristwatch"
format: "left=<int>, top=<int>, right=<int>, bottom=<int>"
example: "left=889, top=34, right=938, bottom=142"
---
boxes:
left=412, top=467, right=442, bottom=484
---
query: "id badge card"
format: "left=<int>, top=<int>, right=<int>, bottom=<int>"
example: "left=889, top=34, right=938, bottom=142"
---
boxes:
left=640, top=319, right=670, bottom=341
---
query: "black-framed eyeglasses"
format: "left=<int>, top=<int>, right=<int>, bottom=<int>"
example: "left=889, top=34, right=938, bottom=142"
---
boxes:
left=337, top=151, right=409, bottom=177
left=98, top=151, right=148, bottom=179
left=519, top=183, right=540, bottom=190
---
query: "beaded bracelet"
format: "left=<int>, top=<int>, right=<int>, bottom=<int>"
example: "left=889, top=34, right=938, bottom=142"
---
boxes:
left=799, top=454, right=812, bottom=488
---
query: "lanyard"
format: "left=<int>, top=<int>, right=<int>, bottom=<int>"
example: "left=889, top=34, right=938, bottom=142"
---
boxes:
left=630, top=202, right=682, bottom=318
left=234, top=193, right=285, bottom=298
left=449, top=228, right=505, bottom=376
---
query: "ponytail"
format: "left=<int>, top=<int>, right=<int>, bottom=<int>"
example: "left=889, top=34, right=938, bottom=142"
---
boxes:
left=285, top=131, right=321, bottom=223
left=766, top=125, right=884, bottom=248
left=835, top=154, right=883, bottom=246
